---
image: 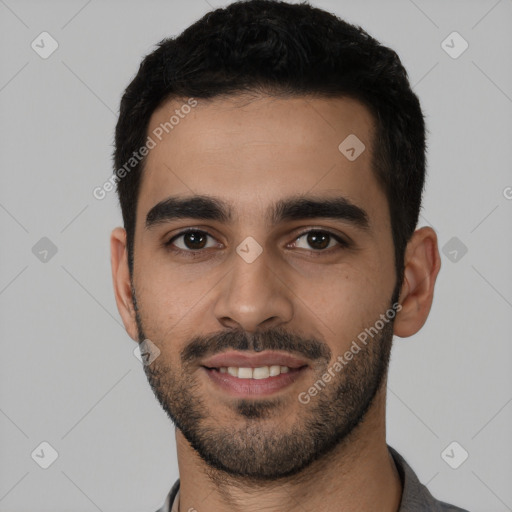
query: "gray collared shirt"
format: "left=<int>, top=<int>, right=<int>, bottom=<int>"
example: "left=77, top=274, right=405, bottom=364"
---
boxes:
left=155, top=445, right=470, bottom=511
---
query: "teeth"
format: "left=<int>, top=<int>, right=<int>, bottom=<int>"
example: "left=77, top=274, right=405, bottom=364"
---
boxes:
left=252, top=366, right=269, bottom=379
left=269, top=365, right=281, bottom=376
left=238, top=367, right=253, bottom=379
left=219, top=365, right=293, bottom=379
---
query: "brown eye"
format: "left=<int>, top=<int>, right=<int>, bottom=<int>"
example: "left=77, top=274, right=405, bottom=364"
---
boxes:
left=306, top=231, right=330, bottom=250
left=180, top=231, right=208, bottom=250
left=292, top=230, right=348, bottom=252
left=163, top=227, right=349, bottom=259
left=165, top=229, right=217, bottom=252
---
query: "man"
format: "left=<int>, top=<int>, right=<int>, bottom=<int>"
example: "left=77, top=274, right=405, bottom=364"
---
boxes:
left=110, top=1, right=469, bottom=510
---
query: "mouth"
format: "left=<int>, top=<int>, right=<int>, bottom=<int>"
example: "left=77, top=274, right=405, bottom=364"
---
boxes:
left=200, top=351, right=310, bottom=397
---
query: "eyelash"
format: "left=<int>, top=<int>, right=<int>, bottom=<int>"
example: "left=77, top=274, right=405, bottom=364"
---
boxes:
left=163, top=228, right=350, bottom=258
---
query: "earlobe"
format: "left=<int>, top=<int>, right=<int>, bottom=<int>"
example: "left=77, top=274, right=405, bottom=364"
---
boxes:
left=110, top=227, right=139, bottom=342
left=393, top=227, right=441, bottom=338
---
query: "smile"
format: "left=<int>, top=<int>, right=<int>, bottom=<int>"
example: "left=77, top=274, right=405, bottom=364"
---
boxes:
left=215, top=365, right=292, bottom=378
left=202, top=365, right=308, bottom=397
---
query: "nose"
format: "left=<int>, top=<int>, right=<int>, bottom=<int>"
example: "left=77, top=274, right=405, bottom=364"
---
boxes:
left=213, top=245, right=294, bottom=333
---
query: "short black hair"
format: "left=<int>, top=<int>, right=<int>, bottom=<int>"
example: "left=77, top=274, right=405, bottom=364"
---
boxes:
left=113, top=0, right=426, bottom=292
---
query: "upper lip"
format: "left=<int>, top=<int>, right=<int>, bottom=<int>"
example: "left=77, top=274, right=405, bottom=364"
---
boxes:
left=201, top=351, right=310, bottom=369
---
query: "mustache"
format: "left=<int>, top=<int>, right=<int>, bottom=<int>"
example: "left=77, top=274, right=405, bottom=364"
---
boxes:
left=181, top=326, right=332, bottom=366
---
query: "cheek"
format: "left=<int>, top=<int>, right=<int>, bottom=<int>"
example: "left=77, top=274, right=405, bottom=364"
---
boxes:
left=136, top=246, right=210, bottom=304
left=137, top=288, right=199, bottom=335
left=134, top=259, right=224, bottom=347
left=298, top=264, right=391, bottom=348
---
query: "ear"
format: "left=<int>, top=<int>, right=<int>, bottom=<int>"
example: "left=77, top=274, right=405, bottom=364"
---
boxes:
left=110, top=227, right=139, bottom=342
left=393, top=226, right=441, bottom=338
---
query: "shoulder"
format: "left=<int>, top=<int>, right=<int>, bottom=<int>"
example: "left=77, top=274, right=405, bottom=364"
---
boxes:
left=154, top=479, right=180, bottom=512
left=388, top=445, right=470, bottom=512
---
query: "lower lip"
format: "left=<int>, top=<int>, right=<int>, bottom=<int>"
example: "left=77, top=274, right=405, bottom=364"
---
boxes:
left=202, top=367, right=308, bottom=397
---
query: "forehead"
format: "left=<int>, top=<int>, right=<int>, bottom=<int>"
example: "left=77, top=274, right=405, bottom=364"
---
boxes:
left=137, top=94, right=385, bottom=227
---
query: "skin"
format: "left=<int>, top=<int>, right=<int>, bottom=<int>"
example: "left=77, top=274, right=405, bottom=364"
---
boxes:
left=111, top=94, right=441, bottom=512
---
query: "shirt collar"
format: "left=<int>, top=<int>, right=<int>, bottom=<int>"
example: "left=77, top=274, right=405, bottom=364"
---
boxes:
left=162, top=445, right=450, bottom=512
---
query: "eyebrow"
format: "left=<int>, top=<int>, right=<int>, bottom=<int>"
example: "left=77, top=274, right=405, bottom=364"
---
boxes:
left=145, top=194, right=370, bottom=232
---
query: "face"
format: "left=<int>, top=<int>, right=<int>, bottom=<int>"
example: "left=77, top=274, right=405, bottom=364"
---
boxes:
left=125, top=94, right=400, bottom=479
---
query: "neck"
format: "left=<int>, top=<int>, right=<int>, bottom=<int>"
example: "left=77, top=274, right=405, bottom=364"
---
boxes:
left=175, top=386, right=401, bottom=512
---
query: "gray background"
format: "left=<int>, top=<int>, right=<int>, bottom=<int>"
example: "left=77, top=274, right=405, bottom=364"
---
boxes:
left=1, top=0, right=511, bottom=510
